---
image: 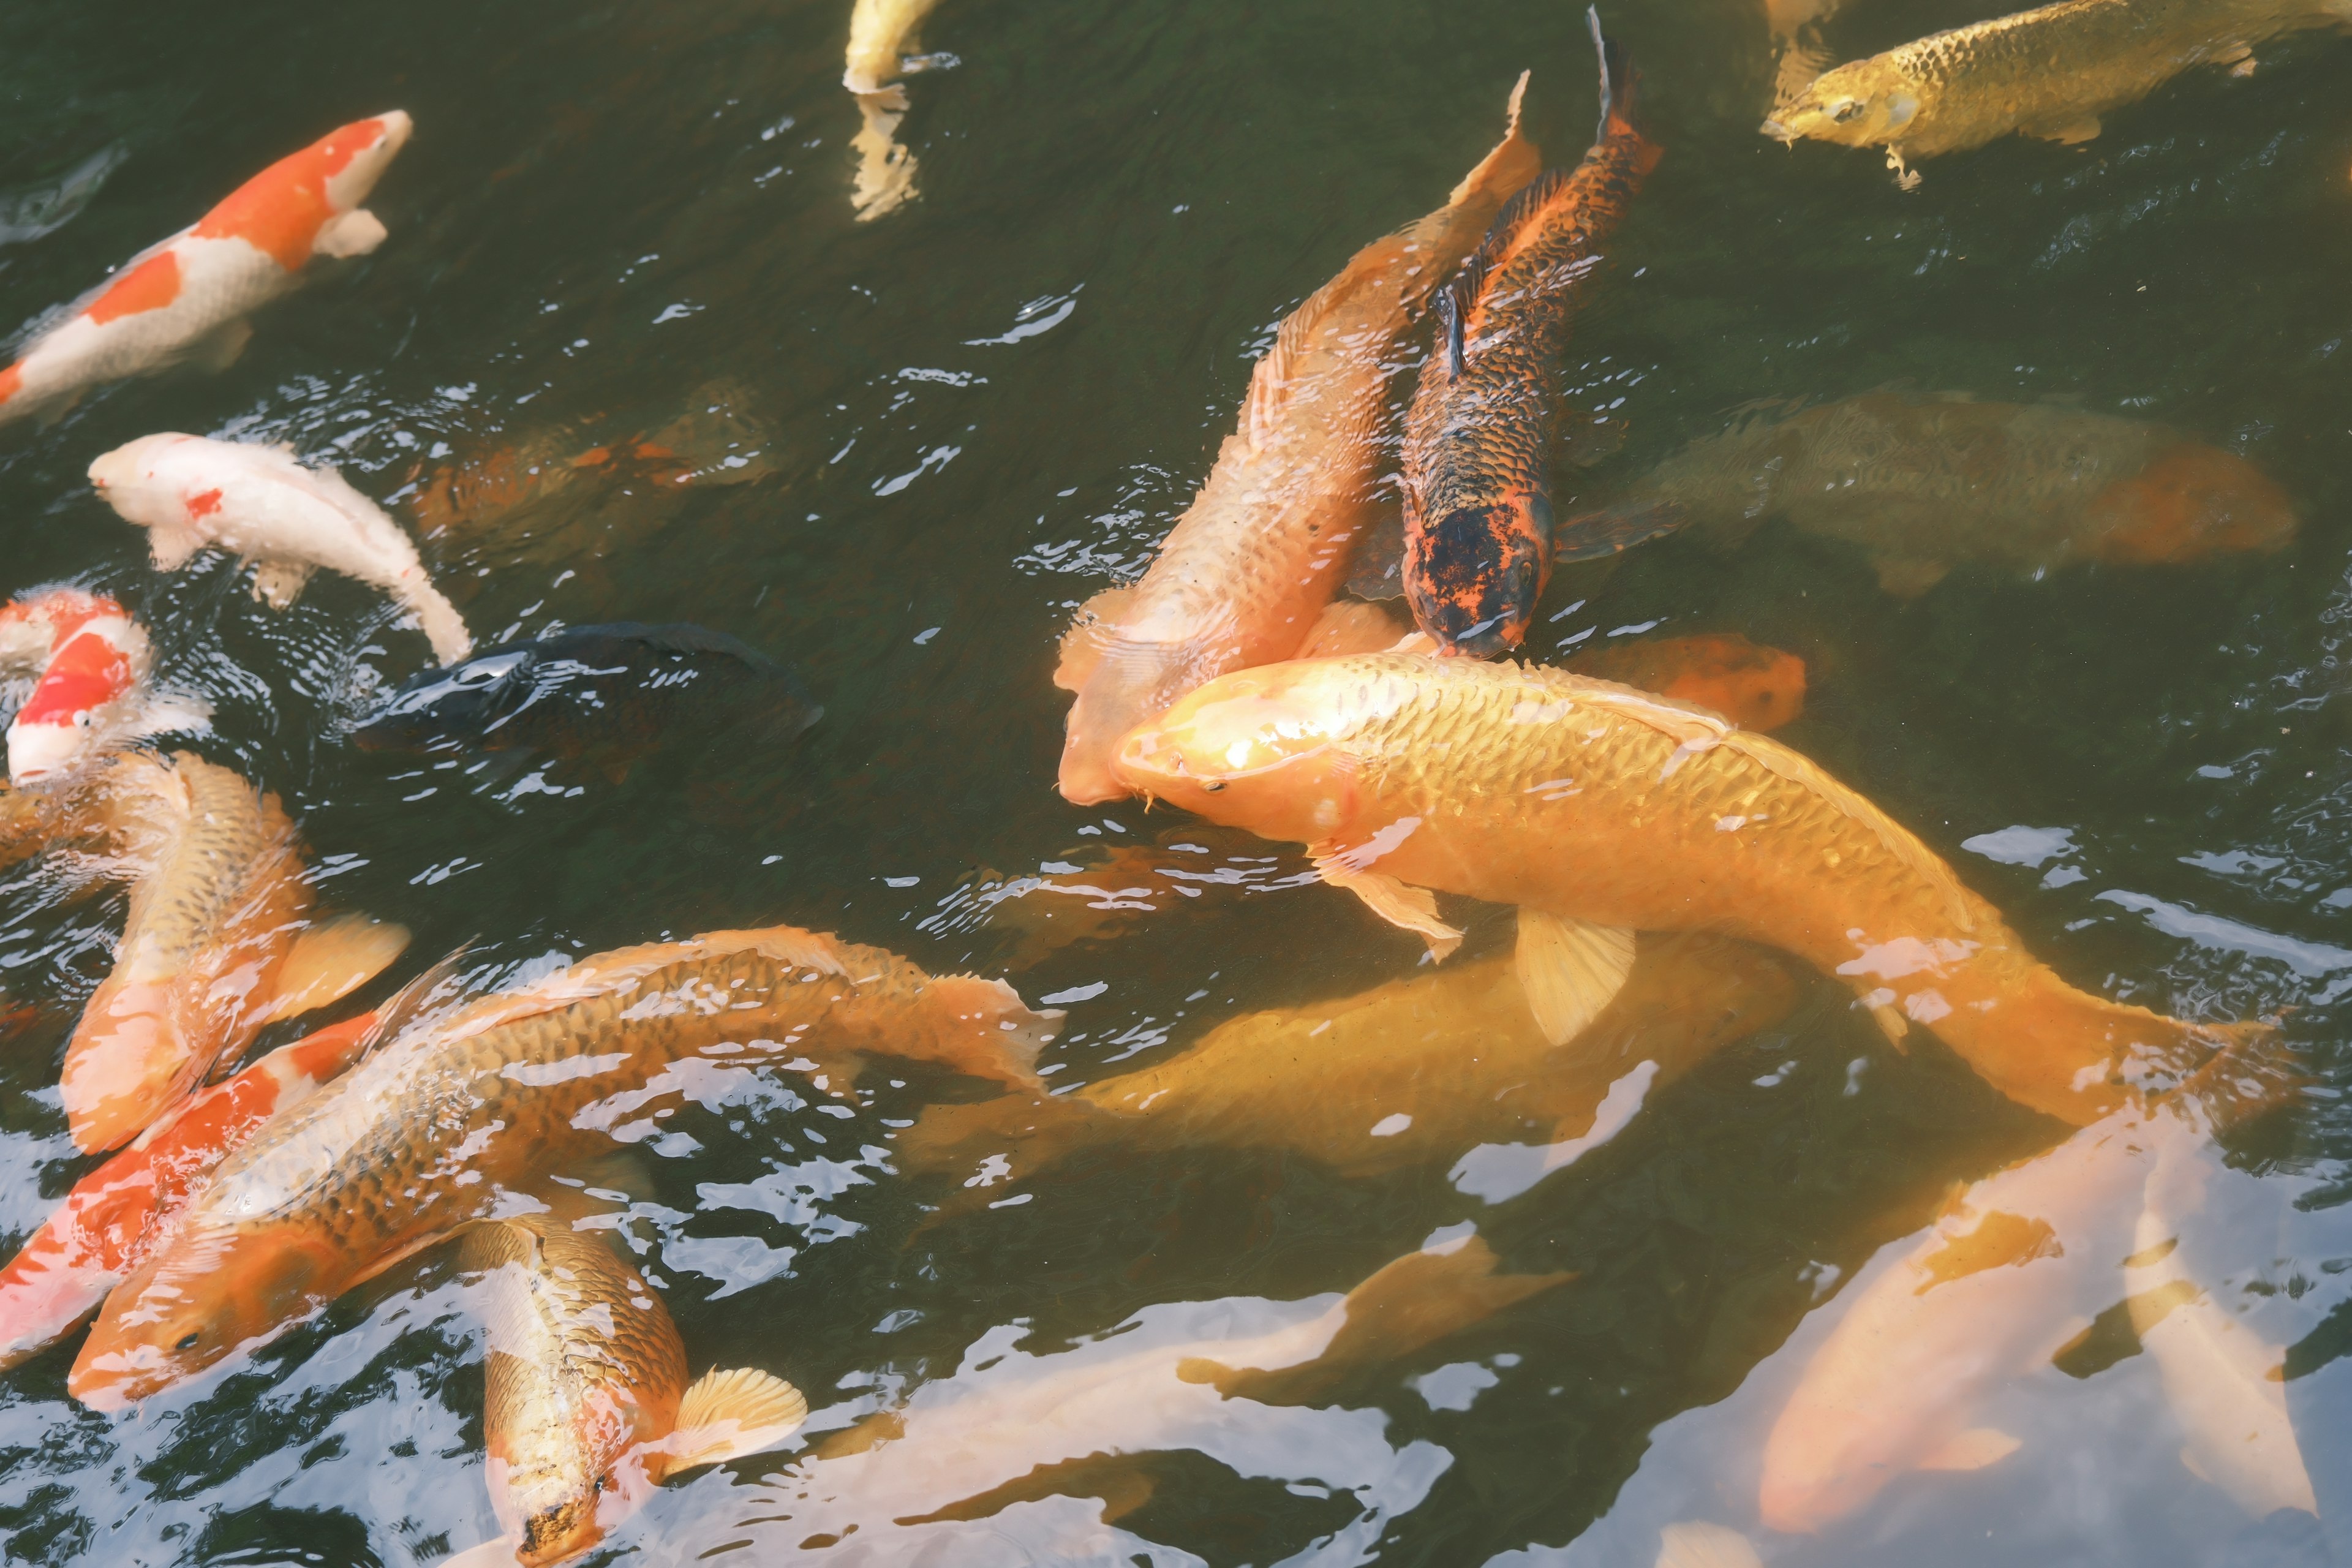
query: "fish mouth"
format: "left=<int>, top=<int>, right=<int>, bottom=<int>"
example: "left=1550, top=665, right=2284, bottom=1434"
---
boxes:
left=1759, top=117, right=1796, bottom=143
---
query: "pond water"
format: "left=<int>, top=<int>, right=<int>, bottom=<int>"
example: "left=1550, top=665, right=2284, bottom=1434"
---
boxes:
left=1, top=0, right=2350, bottom=1564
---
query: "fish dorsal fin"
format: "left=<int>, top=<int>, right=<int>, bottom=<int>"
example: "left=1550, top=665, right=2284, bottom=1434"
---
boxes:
left=349, top=940, right=480, bottom=1060
left=1917, top=1427, right=2021, bottom=1472
left=1553, top=670, right=1976, bottom=932
left=1515, top=909, right=1634, bottom=1046
left=1054, top=585, right=1134, bottom=692
left=258, top=913, right=411, bottom=1025
left=1442, top=69, right=1542, bottom=217
left=707, top=924, right=850, bottom=978
left=1655, top=1521, right=1765, bottom=1568
left=658, top=1368, right=808, bottom=1477
left=249, top=558, right=316, bottom=609
left=1310, top=839, right=1463, bottom=959
left=1438, top=165, right=1575, bottom=377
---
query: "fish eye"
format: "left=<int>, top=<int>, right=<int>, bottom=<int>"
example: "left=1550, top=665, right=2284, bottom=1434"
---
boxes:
left=1831, top=99, right=1864, bottom=123
left=176, top=1331, right=200, bottom=1351
left=1202, top=781, right=1227, bottom=792
left=76, top=713, right=94, bottom=729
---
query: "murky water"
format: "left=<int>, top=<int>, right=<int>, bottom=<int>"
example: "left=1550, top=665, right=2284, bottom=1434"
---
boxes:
left=1, top=0, right=2350, bottom=1563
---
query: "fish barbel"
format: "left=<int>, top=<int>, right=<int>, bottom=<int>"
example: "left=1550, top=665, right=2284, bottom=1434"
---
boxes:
left=0, top=115, right=409, bottom=424
left=1115, top=653, right=2265, bottom=1127
left=1561, top=391, right=2298, bottom=597
left=63, top=750, right=405, bottom=1152
left=70, top=925, right=1059, bottom=1406
left=0, top=1010, right=376, bottom=1374
left=1760, top=0, right=2350, bottom=181
left=900, top=932, right=1800, bottom=1190
left=1052, top=74, right=1543, bottom=804
left=454, top=1217, right=805, bottom=1567
left=1400, top=12, right=1659, bottom=657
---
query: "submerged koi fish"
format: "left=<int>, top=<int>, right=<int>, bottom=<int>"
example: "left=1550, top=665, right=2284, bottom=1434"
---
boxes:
left=1054, top=75, right=1543, bottom=803
left=63, top=750, right=405, bottom=1152
left=1561, top=392, right=2298, bottom=597
left=1115, top=654, right=2264, bottom=1127
left=71, top=926, right=1058, bottom=1406
left=0, top=1010, right=376, bottom=1373
left=1760, top=0, right=2349, bottom=184
left=445, top=1218, right=805, bottom=1568
left=901, top=932, right=1799, bottom=1190
left=1400, top=12, right=1659, bottom=657
left=89, top=434, right=473, bottom=665
left=0, top=115, right=410, bottom=425
left=0, top=587, right=208, bottom=785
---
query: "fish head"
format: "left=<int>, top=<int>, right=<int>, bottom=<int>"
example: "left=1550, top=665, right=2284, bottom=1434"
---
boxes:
left=2082, top=443, right=2299, bottom=565
left=88, top=434, right=208, bottom=533
left=69, top=1225, right=331, bottom=1408
left=1404, top=490, right=1555, bottom=657
left=352, top=646, right=537, bottom=751
left=1760, top=61, right=1920, bottom=148
left=1114, top=660, right=1395, bottom=841
left=7, top=617, right=148, bottom=785
left=320, top=112, right=413, bottom=212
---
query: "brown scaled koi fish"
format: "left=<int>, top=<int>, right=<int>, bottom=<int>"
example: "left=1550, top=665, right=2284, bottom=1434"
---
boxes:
left=1052, top=74, right=1543, bottom=804
left=1400, top=9, right=1660, bottom=657
left=69, top=925, right=1059, bottom=1408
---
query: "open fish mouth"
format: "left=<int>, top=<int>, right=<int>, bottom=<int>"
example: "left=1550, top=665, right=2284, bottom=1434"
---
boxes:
left=1759, top=117, right=1796, bottom=143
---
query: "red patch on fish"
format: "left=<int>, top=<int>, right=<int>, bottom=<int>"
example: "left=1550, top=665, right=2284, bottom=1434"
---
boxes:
left=18, top=631, right=132, bottom=725
left=86, top=251, right=185, bottom=325
left=192, top=117, right=385, bottom=271
left=186, top=488, right=224, bottom=520
left=0, top=364, right=21, bottom=407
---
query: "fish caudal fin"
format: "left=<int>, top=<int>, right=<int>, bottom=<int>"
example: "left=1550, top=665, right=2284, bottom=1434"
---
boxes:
left=893, top=1088, right=1110, bottom=1186
left=1588, top=6, right=1638, bottom=142
left=261, top=914, right=411, bottom=1026
left=1936, top=967, right=2252, bottom=1127
left=1655, top=1522, right=1764, bottom=1568
left=1515, top=910, right=1634, bottom=1046
left=405, top=584, right=475, bottom=666
left=922, top=974, right=1062, bottom=1087
left=658, top=1368, right=808, bottom=1478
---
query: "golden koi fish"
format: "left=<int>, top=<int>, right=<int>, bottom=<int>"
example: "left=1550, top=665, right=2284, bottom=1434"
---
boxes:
left=70, top=925, right=1058, bottom=1407
left=1053, top=77, right=1543, bottom=804
left=1114, top=654, right=2264, bottom=1126
left=64, top=751, right=405, bottom=1153
left=449, top=1217, right=805, bottom=1567
left=900, top=933, right=1800, bottom=1190
left=1761, top=0, right=2351, bottom=184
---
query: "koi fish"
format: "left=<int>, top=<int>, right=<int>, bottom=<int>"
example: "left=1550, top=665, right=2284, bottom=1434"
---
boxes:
left=0, top=115, right=410, bottom=424
left=1559, top=392, right=2299, bottom=597
left=62, top=750, right=405, bottom=1152
left=850, top=88, right=920, bottom=222
left=900, top=932, right=1799, bottom=1191
left=1054, top=74, right=1543, bottom=803
left=70, top=926, right=1059, bottom=1406
left=0, top=587, right=208, bottom=785
left=352, top=622, right=820, bottom=771
left=89, top=433, right=473, bottom=665
left=1114, top=653, right=2265, bottom=1127
left=0, top=1010, right=377, bottom=1373
left=1399, top=12, right=1659, bottom=657
left=445, top=1217, right=805, bottom=1568
left=1759, top=0, right=2349, bottom=185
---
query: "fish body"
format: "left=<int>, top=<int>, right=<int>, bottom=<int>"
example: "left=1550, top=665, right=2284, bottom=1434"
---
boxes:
left=900, top=932, right=1799, bottom=1186
left=0, top=1010, right=375, bottom=1373
left=459, top=1217, right=805, bottom=1566
left=1115, top=654, right=2253, bottom=1126
left=0, top=115, right=410, bottom=424
left=1581, top=393, right=2297, bottom=596
left=0, top=587, right=208, bottom=785
left=1400, top=18, right=1659, bottom=656
left=70, top=925, right=1058, bottom=1406
left=89, top=434, right=473, bottom=665
left=1760, top=0, right=2345, bottom=174
left=352, top=622, right=820, bottom=767
left=1053, top=77, right=1543, bottom=804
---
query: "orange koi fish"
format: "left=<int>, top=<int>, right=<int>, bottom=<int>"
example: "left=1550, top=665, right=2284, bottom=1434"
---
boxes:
left=0, top=115, right=410, bottom=425
left=63, top=750, right=405, bottom=1152
left=0, top=588, right=208, bottom=785
left=1053, top=77, right=1543, bottom=804
left=1114, top=654, right=2264, bottom=1127
left=0, top=1010, right=376, bottom=1374
left=1400, top=12, right=1659, bottom=656
left=70, top=926, right=1058, bottom=1407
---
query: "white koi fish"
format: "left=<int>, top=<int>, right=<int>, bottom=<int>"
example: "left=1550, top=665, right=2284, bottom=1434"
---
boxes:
left=0, top=587, right=206, bottom=785
left=88, top=434, right=473, bottom=665
left=0, top=115, right=410, bottom=425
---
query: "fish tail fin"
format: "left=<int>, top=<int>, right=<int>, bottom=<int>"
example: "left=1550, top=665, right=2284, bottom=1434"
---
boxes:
left=0, top=1223, right=112, bottom=1374
left=1588, top=7, right=1638, bottom=141
left=657, top=1368, right=807, bottom=1479
left=893, top=1088, right=1110, bottom=1185
left=406, top=584, right=473, bottom=666
left=1551, top=499, right=1688, bottom=564
left=260, top=913, right=411, bottom=1026
left=921, top=974, right=1063, bottom=1088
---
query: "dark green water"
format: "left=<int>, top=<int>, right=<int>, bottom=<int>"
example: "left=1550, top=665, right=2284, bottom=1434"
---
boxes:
left=1, top=0, right=2350, bottom=1563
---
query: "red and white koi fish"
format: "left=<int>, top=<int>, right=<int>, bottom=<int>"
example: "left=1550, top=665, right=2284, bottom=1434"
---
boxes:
left=90, top=434, right=473, bottom=665
left=0, top=587, right=207, bottom=785
left=0, top=1009, right=378, bottom=1374
left=0, top=115, right=411, bottom=426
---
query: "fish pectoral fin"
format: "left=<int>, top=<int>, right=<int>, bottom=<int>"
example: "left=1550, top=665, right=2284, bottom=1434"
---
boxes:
left=124, top=693, right=213, bottom=740
left=1310, top=842, right=1461, bottom=959
left=146, top=522, right=206, bottom=572
left=1871, top=557, right=1949, bottom=598
left=1054, top=586, right=1134, bottom=692
left=1656, top=1520, right=1766, bottom=1568
left=312, top=207, right=388, bottom=258
left=187, top=316, right=254, bottom=373
left=658, top=1368, right=809, bottom=1477
left=249, top=558, right=317, bottom=609
left=1514, top=910, right=1635, bottom=1047
left=261, top=914, right=412, bottom=1025
left=2029, top=116, right=2102, bottom=145
left=1917, top=1427, right=2022, bottom=1472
